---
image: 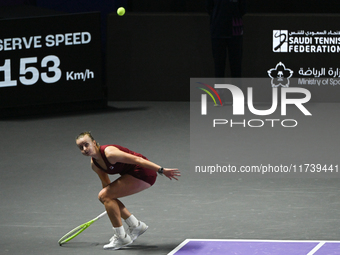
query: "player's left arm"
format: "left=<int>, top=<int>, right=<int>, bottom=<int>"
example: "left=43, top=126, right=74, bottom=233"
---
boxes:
left=104, top=146, right=180, bottom=180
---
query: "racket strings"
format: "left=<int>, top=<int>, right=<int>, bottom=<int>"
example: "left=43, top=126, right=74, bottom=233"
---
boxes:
left=58, top=212, right=106, bottom=245
left=58, top=224, right=88, bottom=244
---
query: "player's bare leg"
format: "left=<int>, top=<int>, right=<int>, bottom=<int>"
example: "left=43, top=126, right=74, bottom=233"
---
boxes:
left=98, top=174, right=151, bottom=249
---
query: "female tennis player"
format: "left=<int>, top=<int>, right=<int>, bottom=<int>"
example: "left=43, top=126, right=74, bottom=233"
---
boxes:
left=75, top=131, right=180, bottom=250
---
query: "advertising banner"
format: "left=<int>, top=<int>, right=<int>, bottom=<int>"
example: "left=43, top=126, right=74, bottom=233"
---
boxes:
left=0, top=12, right=104, bottom=113
left=243, top=14, right=340, bottom=102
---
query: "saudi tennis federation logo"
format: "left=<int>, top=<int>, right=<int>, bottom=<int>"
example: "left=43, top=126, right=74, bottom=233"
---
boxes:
left=267, top=62, right=293, bottom=88
left=273, top=30, right=288, bottom=52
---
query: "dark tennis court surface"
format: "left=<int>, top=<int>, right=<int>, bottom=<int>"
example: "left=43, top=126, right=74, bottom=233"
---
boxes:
left=1, top=101, right=340, bottom=255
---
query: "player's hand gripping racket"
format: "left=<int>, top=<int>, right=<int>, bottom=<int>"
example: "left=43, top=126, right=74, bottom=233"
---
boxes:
left=58, top=211, right=107, bottom=245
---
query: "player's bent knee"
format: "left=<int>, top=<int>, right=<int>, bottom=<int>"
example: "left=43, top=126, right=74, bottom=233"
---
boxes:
left=98, top=188, right=109, bottom=203
left=98, top=187, right=118, bottom=203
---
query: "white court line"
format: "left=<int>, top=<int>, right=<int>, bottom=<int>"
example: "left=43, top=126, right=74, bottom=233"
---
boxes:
left=306, top=241, right=326, bottom=255
left=168, top=239, right=190, bottom=255
left=168, top=239, right=340, bottom=255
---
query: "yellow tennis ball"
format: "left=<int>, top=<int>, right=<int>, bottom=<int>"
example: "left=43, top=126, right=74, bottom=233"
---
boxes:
left=117, top=7, right=125, bottom=16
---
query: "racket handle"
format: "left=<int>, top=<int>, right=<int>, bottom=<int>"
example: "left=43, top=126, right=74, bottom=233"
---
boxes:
left=97, top=211, right=107, bottom=219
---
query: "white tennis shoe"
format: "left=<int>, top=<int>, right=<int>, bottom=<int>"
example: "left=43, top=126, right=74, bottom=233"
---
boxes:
left=128, top=221, right=148, bottom=241
left=103, top=234, right=133, bottom=250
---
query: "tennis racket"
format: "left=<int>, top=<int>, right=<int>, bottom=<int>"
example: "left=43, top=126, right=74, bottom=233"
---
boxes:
left=58, top=211, right=107, bottom=245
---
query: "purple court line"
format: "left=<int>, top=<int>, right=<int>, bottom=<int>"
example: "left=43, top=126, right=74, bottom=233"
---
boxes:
left=168, top=239, right=340, bottom=255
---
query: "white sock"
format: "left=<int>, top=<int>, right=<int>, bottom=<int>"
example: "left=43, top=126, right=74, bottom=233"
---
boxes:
left=114, top=226, right=126, bottom=237
left=125, top=215, right=139, bottom=228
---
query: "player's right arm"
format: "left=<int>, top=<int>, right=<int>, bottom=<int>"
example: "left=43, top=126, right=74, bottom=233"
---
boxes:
left=91, top=159, right=111, bottom=188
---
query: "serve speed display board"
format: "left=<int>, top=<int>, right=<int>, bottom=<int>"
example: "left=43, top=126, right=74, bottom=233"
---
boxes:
left=0, top=12, right=104, bottom=112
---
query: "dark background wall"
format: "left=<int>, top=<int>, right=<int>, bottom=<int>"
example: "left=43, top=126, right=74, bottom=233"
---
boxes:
left=106, top=13, right=212, bottom=101
left=2, top=0, right=338, bottom=13
left=247, top=0, right=340, bottom=14
left=1, top=0, right=340, bottom=105
left=2, top=1, right=340, bottom=21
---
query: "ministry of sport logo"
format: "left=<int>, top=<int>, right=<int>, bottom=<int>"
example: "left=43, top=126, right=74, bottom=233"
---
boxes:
left=267, top=62, right=293, bottom=87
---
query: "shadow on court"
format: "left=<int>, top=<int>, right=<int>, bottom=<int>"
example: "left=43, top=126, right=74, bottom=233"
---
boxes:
left=0, top=103, right=150, bottom=121
left=60, top=241, right=178, bottom=254
left=60, top=242, right=101, bottom=248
